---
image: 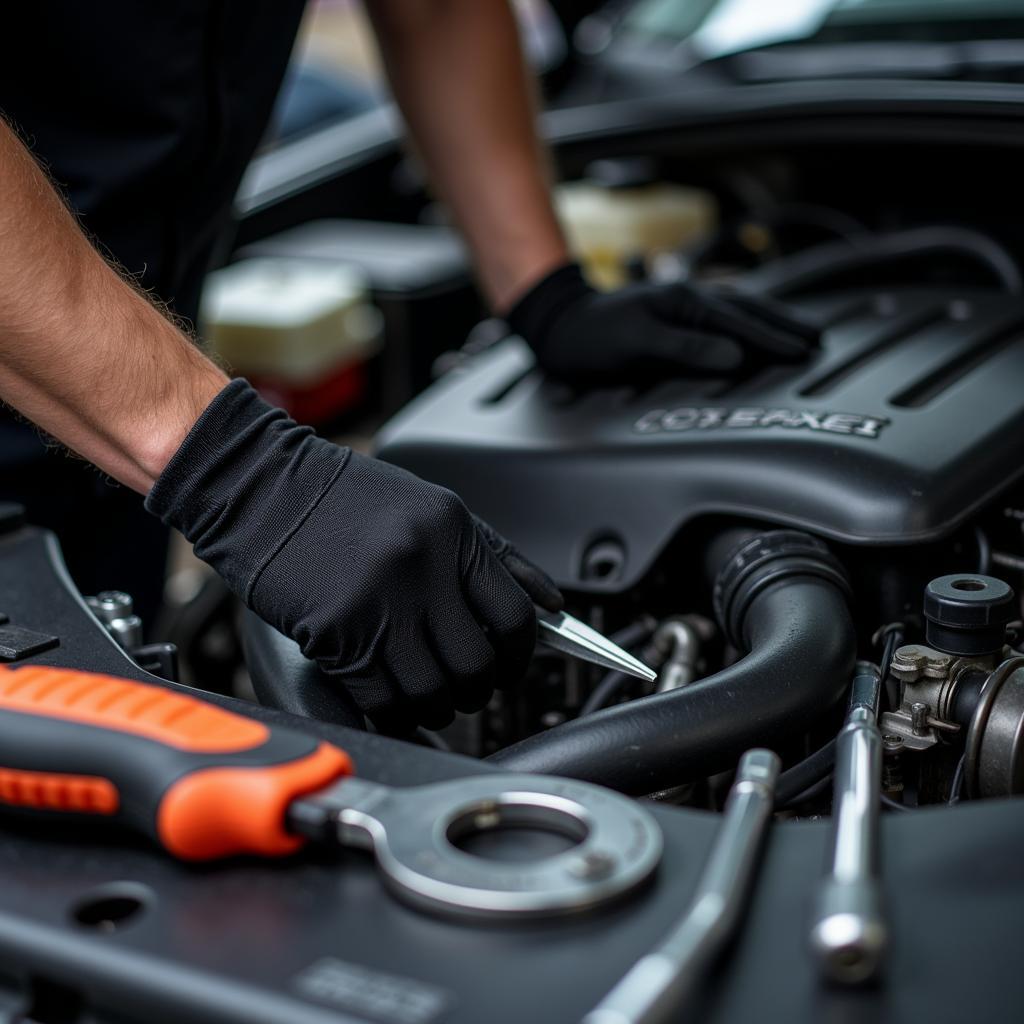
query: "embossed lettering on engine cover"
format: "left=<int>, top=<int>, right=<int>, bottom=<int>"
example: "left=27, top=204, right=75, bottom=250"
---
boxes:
left=633, top=407, right=889, bottom=438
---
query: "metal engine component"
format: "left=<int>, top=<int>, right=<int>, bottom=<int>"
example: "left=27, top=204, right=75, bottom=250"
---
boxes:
left=963, top=656, right=1024, bottom=798
left=880, top=575, right=1024, bottom=799
left=881, top=644, right=987, bottom=752
left=651, top=618, right=703, bottom=693
left=86, top=590, right=144, bottom=649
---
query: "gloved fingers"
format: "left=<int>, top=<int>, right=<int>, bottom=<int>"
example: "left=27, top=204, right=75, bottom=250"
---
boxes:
left=461, top=544, right=537, bottom=690
left=501, top=549, right=564, bottom=613
left=325, top=664, right=415, bottom=736
left=472, top=515, right=564, bottom=613
left=386, top=636, right=457, bottom=732
left=693, top=291, right=815, bottom=360
left=642, top=324, right=745, bottom=374
left=653, top=285, right=811, bottom=361
left=710, top=288, right=823, bottom=346
left=426, top=611, right=497, bottom=715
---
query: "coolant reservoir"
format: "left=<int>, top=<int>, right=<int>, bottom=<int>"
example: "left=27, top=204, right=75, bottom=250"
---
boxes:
left=201, top=258, right=380, bottom=380
left=200, top=258, right=382, bottom=422
left=555, top=158, right=717, bottom=289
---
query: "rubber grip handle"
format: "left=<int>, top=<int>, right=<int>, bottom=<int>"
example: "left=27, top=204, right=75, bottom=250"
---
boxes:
left=0, top=665, right=352, bottom=860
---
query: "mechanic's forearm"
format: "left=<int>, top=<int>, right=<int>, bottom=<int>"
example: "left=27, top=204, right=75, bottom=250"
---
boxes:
left=0, top=119, right=227, bottom=493
left=367, top=0, right=569, bottom=311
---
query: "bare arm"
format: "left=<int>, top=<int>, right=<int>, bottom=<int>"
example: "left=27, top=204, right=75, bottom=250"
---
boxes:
left=0, top=119, right=227, bottom=493
left=365, top=0, right=569, bottom=312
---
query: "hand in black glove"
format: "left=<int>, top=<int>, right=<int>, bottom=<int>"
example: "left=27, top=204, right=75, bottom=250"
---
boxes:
left=146, top=380, right=563, bottom=733
left=505, top=263, right=820, bottom=382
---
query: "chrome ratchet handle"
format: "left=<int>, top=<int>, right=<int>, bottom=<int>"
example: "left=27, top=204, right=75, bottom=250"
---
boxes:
left=809, top=663, right=888, bottom=985
left=583, top=748, right=780, bottom=1024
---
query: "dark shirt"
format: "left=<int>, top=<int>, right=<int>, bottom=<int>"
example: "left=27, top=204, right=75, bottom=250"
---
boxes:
left=2, top=0, right=307, bottom=325
left=1, top=0, right=307, bottom=466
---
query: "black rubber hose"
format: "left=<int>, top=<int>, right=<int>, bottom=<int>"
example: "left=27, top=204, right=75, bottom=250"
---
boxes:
left=741, top=226, right=1024, bottom=297
left=491, top=532, right=856, bottom=794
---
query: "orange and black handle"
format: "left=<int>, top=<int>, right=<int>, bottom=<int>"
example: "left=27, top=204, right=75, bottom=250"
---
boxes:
left=0, top=664, right=352, bottom=861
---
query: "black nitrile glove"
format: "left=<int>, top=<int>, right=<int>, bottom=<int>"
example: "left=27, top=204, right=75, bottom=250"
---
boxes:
left=146, top=380, right=563, bottom=733
left=505, top=263, right=820, bottom=382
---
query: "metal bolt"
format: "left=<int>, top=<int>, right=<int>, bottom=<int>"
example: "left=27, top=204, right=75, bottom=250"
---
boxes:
left=883, top=734, right=905, bottom=751
left=569, top=851, right=617, bottom=881
left=87, top=591, right=144, bottom=649
left=95, top=590, right=134, bottom=616
left=910, top=702, right=929, bottom=736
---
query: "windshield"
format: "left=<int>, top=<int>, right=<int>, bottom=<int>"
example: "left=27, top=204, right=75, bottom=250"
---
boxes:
left=621, top=0, right=1024, bottom=58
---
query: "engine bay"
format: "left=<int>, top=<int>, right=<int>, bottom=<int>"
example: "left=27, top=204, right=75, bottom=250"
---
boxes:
left=5, top=5, right=1024, bottom=1020
left=365, top=134, right=1024, bottom=815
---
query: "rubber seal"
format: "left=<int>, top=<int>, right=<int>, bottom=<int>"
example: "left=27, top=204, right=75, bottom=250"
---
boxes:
left=713, top=531, right=851, bottom=649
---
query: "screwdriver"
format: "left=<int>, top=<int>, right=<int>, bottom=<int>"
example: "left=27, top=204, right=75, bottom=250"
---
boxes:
left=0, top=663, right=351, bottom=860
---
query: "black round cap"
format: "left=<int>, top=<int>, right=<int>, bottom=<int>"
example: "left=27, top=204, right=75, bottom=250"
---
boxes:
left=924, top=574, right=1016, bottom=655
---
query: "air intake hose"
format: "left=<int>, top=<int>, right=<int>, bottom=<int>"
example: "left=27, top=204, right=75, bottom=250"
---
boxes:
left=490, top=531, right=856, bottom=794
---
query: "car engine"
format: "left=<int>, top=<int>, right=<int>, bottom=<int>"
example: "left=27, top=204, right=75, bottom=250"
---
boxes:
left=374, top=235, right=1024, bottom=812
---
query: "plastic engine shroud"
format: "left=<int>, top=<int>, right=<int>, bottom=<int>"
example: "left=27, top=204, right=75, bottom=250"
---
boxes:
left=376, top=287, right=1024, bottom=593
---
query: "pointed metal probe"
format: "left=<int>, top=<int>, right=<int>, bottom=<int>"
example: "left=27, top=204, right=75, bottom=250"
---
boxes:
left=537, top=611, right=657, bottom=682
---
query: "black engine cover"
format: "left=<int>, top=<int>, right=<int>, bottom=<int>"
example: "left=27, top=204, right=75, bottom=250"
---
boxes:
left=377, top=287, right=1024, bottom=592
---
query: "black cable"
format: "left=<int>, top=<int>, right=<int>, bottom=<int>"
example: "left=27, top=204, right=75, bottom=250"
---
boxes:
left=607, top=618, right=657, bottom=651
left=880, top=794, right=910, bottom=813
left=777, top=627, right=901, bottom=808
left=877, top=623, right=905, bottom=713
left=577, top=618, right=657, bottom=717
left=579, top=669, right=632, bottom=717
left=975, top=526, right=992, bottom=575
left=775, top=739, right=837, bottom=807
left=779, top=772, right=833, bottom=809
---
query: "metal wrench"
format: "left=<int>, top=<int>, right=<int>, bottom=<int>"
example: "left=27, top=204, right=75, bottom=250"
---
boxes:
left=583, top=749, right=780, bottom=1024
left=0, top=663, right=662, bottom=922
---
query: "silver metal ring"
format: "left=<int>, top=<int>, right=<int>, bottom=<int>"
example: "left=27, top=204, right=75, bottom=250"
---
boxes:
left=371, top=774, right=663, bottom=920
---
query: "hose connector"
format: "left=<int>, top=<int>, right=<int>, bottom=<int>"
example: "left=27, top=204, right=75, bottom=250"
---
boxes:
left=713, top=530, right=851, bottom=649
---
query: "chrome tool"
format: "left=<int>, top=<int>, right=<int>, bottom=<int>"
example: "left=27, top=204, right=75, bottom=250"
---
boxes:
left=583, top=748, right=780, bottom=1024
left=0, top=663, right=662, bottom=922
left=809, top=662, right=888, bottom=985
left=537, top=611, right=656, bottom=683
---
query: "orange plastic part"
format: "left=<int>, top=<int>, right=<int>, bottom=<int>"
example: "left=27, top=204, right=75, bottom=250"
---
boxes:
left=0, top=665, right=268, bottom=753
left=0, top=766, right=119, bottom=814
left=157, top=741, right=353, bottom=860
